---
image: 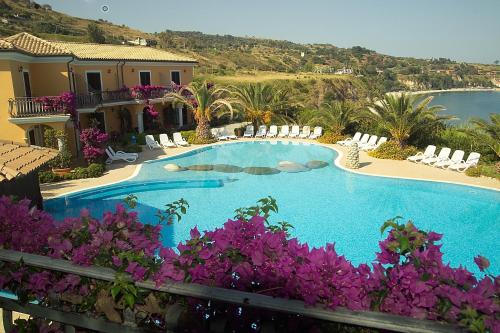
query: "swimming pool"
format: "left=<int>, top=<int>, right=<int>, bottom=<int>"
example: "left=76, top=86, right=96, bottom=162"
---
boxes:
left=45, top=141, right=500, bottom=275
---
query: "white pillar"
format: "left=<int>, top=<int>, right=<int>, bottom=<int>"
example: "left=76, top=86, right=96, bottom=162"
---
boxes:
left=137, top=111, right=144, bottom=133
left=177, top=106, right=184, bottom=128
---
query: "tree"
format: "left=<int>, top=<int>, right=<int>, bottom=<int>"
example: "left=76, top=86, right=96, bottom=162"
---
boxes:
left=164, top=81, right=234, bottom=141
left=466, top=114, right=500, bottom=159
left=494, top=60, right=499, bottom=65
left=231, top=83, right=294, bottom=131
left=369, top=93, right=451, bottom=146
left=299, top=101, right=366, bottom=135
left=87, top=23, right=105, bottom=44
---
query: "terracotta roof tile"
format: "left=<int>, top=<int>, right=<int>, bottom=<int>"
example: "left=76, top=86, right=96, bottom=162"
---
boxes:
left=2, top=32, right=70, bottom=56
left=0, top=141, right=58, bottom=182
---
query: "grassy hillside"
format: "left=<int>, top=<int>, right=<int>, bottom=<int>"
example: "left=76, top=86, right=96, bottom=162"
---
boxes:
left=0, top=0, right=498, bottom=94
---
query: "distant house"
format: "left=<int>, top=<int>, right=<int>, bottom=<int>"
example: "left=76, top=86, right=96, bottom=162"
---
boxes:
left=0, top=140, right=57, bottom=208
left=128, top=37, right=148, bottom=46
left=334, top=67, right=354, bottom=75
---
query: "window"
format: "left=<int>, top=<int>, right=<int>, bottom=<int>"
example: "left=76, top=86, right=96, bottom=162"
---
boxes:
left=171, top=71, right=181, bottom=85
left=86, top=71, right=102, bottom=92
left=22, top=71, right=32, bottom=97
left=139, top=71, right=151, bottom=86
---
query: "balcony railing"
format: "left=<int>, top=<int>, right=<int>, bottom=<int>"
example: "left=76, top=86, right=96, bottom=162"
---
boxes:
left=8, top=97, right=68, bottom=118
left=8, top=87, right=175, bottom=118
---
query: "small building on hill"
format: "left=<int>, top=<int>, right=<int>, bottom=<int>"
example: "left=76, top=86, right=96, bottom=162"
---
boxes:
left=0, top=140, right=57, bottom=208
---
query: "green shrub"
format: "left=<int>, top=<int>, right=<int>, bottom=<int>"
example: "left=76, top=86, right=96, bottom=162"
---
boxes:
left=38, top=170, right=60, bottom=183
left=317, top=132, right=346, bottom=144
left=465, top=166, right=482, bottom=177
left=71, top=167, right=89, bottom=179
left=39, top=163, right=105, bottom=183
left=113, top=144, right=142, bottom=154
left=87, top=163, right=105, bottom=178
left=476, top=164, right=500, bottom=180
left=180, top=130, right=197, bottom=144
left=369, top=141, right=419, bottom=160
left=191, top=137, right=217, bottom=145
left=124, top=133, right=146, bottom=145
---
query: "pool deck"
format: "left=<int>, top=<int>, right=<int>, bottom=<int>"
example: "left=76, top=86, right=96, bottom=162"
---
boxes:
left=40, top=138, right=499, bottom=199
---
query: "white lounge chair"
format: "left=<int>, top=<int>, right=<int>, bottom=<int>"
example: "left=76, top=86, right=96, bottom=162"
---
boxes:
left=289, top=125, right=300, bottom=138
left=421, top=147, right=451, bottom=165
left=159, top=134, right=176, bottom=148
left=266, top=125, right=278, bottom=138
left=278, top=125, right=289, bottom=138
left=448, top=152, right=481, bottom=172
left=211, top=128, right=227, bottom=141
left=299, top=126, right=311, bottom=139
left=243, top=125, right=254, bottom=137
left=255, top=125, right=267, bottom=138
left=105, top=147, right=138, bottom=164
left=362, top=137, right=387, bottom=151
left=359, top=135, right=378, bottom=150
left=145, top=135, right=161, bottom=150
left=346, top=133, right=369, bottom=147
left=108, top=146, right=138, bottom=158
left=173, top=132, right=189, bottom=146
left=434, top=150, right=464, bottom=169
left=309, top=127, right=323, bottom=139
left=337, top=132, right=362, bottom=146
left=221, top=127, right=237, bottom=140
left=407, top=145, right=437, bottom=163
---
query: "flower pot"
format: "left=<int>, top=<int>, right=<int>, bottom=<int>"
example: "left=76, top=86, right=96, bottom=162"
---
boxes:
left=52, top=167, right=71, bottom=176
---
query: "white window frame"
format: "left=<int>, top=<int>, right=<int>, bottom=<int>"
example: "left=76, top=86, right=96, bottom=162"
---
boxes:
left=170, top=70, right=181, bottom=85
left=85, top=70, right=103, bottom=93
left=138, top=70, right=152, bottom=86
left=22, top=69, right=31, bottom=97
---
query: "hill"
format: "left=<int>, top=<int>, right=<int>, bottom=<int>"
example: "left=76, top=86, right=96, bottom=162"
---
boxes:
left=0, top=0, right=498, bottom=94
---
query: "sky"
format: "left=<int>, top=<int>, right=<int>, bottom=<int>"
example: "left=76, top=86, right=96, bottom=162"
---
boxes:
left=42, top=0, right=500, bottom=64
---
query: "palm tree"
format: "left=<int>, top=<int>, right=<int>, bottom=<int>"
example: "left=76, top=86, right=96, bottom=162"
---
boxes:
left=299, top=101, right=366, bottom=135
left=467, top=114, right=500, bottom=159
left=164, top=81, right=234, bottom=140
left=231, top=83, right=294, bottom=131
left=369, top=93, right=450, bottom=146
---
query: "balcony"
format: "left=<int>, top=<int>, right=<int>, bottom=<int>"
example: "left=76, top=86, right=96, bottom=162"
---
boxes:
left=8, top=87, right=175, bottom=118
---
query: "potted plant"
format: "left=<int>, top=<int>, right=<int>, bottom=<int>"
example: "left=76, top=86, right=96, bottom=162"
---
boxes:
left=50, top=132, right=72, bottom=176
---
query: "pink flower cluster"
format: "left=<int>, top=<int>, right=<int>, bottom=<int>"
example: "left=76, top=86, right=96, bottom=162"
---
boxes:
left=0, top=196, right=497, bottom=332
left=79, top=127, right=108, bottom=164
left=34, top=92, right=77, bottom=121
left=130, top=85, right=166, bottom=100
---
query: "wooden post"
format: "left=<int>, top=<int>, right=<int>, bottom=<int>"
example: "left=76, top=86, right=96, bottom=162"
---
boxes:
left=2, top=309, right=13, bottom=332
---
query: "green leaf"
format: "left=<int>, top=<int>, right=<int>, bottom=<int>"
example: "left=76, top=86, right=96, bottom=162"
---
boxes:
left=110, top=285, right=121, bottom=299
left=124, top=293, right=135, bottom=308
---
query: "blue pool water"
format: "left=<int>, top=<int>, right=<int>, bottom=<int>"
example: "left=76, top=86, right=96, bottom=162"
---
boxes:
left=45, top=142, right=500, bottom=275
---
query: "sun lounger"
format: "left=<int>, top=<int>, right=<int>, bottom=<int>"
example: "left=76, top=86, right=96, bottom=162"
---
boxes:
left=309, top=127, right=323, bottom=139
left=421, top=147, right=451, bottom=165
left=299, top=126, right=311, bottom=139
left=173, top=132, right=189, bottom=146
left=145, top=135, right=161, bottom=149
left=159, top=134, right=176, bottom=148
left=289, top=125, right=300, bottom=138
left=434, top=150, right=464, bottom=168
left=346, top=133, right=369, bottom=147
left=220, top=127, right=237, bottom=140
left=448, top=152, right=481, bottom=172
left=211, top=128, right=227, bottom=141
left=105, top=147, right=138, bottom=164
left=243, top=125, right=254, bottom=137
left=361, top=136, right=387, bottom=151
left=337, top=132, right=362, bottom=146
left=278, top=125, right=289, bottom=138
left=407, top=145, right=436, bottom=163
left=359, top=135, right=378, bottom=150
left=255, top=125, right=267, bottom=138
left=266, top=125, right=278, bottom=138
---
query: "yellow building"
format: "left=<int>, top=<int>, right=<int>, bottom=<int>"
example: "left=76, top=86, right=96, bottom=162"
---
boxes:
left=0, top=32, right=197, bottom=153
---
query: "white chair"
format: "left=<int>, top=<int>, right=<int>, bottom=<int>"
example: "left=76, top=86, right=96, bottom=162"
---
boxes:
left=145, top=135, right=161, bottom=150
left=289, top=125, right=300, bottom=138
left=243, top=125, right=254, bottom=137
left=105, top=147, right=138, bottom=164
left=362, top=137, right=386, bottom=151
left=255, top=125, right=267, bottom=138
left=211, top=128, right=227, bottom=141
left=407, top=145, right=436, bottom=163
left=434, top=150, right=464, bottom=169
left=173, top=132, right=189, bottom=146
left=346, top=133, right=369, bottom=147
left=159, top=134, right=176, bottom=148
left=359, top=135, right=378, bottom=150
left=278, top=125, right=290, bottom=138
left=299, top=126, right=311, bottom=139
left=221, top=127, right=237, bottom=140
left=422, top=147, right=451, bottom=165
left=448, top=152, right=481, bottom=172
left=266, top=125, right=278, bottom=138
left=309, top=127, right=323, bottom=139
left=338, top=132, right=362, bottom=146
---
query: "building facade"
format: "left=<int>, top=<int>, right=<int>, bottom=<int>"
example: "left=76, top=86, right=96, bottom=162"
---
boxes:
left=0, top=33, right=197, bottom=154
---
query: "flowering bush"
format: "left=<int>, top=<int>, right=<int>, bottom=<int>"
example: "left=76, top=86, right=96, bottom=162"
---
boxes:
left=34, top=92, right=77, bottom=122
left=130, top=85, right=166, bottom=100
left=79, top=127, right=108, bottom=164
left=0, top=195, right=498, bottom=332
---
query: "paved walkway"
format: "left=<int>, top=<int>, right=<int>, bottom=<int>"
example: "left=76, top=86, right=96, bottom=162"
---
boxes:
left=41, top=138, right=499, bottom=199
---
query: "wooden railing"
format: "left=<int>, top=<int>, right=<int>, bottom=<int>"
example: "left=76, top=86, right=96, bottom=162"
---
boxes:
left=0, top=249, right=462, bottom=333
left=76, top=87, right=173, bottom=109
left=8, top=97, right=67, bottom=118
